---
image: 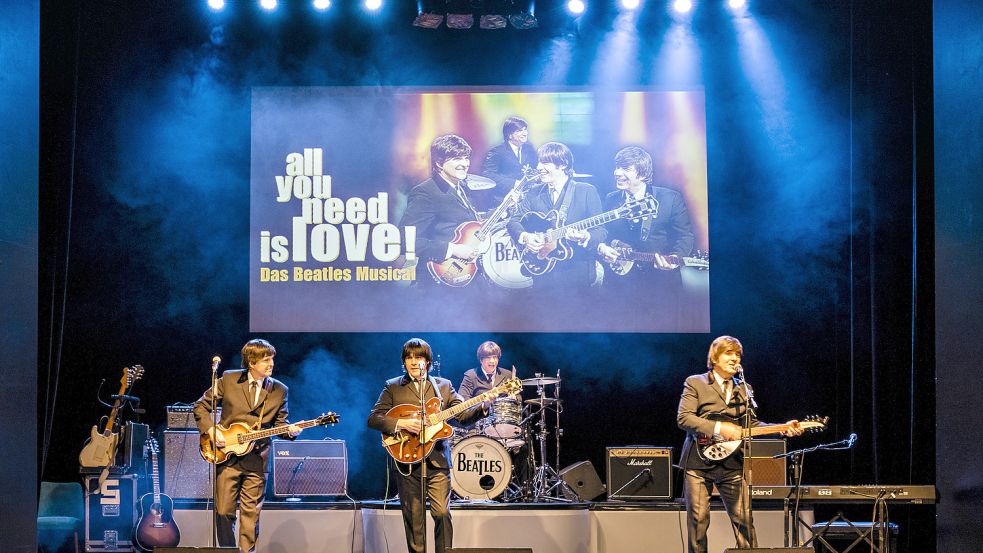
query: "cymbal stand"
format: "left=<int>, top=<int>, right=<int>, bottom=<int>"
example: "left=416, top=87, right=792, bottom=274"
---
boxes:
left=528, top=375, right=574, bottom=502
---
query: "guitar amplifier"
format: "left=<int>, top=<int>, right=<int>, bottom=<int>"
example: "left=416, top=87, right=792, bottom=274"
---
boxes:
left=163, top=430, right=212, bottom=499
left=271, top=439, right=347, bottom=496
left=84, top=474, right=139, bottom=552
left=606, top=446, right=673, bottom=500
left=166, top=404, right=220, bottom=430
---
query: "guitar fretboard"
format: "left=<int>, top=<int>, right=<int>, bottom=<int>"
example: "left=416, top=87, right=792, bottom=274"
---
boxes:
left=236, top=418, right=326, bottom=444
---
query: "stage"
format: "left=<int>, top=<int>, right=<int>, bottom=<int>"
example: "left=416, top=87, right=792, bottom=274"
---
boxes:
left=170, top=499, right=812, bottom=553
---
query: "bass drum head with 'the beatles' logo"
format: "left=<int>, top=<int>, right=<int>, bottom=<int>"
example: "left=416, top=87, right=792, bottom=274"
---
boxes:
left=450, top=436, right=512, bottom=500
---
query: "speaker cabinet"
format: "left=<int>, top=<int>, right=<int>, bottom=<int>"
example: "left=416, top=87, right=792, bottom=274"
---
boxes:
left=558, top=461, right=605, bottom=501
left=271, top=439, right=348, bottom=496
left=747, top=439, right=786, bottom=486
left=163, top=430, right=212, bottom=499
left=121, top=422, right=149, bottom=471
left=606, top=446, right=673, bottom=500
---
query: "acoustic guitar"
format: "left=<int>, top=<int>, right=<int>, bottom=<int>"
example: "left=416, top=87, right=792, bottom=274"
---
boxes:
left=134, top=437, right=180, bottom=551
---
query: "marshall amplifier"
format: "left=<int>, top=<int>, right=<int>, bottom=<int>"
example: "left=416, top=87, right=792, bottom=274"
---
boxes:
left=84, top=474, right=139, bottom=552
left=606, top=446, right=673, bottom=500
left=272, top=439, right=347, bottom=497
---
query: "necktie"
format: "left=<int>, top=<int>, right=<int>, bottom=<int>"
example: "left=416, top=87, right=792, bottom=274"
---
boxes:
left=723, top=380, right=732, bottom=404
left=250, top=381, right=258, bottom=407
left=549, top=186, right=558, bottom=205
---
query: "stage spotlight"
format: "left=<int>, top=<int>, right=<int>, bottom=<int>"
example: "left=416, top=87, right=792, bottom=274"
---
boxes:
left=509, top=12, right=539, bottom=29
left=621, top=0, right=641, bottom=9
left=413, top=12, right=444, bottom=28
left=259, top=0, right=277, bottom=11
left=567, top=0, right=586, bottom=16
left=479, top=14, right=508, bottom=30
left=446, top=13, right=474, bottom=29
left=313, top=0, right=331, bottom=10
left=207, top=0, right=225, bottom=11
left=365, top=0, right=382, bottom=11
left=728, top=0, right=746, bottom=8
left=673, top=0, right=693, bottom=14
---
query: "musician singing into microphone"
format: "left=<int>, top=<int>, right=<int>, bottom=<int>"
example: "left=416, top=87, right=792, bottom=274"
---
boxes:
left=676, top=336, right=802, bottom=553
left=367, top=338, right=484, bottom=553
left=192, top=339, right=302, bottom=553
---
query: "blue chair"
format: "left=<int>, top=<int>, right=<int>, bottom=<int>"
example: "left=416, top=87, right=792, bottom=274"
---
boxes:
left=37, top=481, right=84, bottom=553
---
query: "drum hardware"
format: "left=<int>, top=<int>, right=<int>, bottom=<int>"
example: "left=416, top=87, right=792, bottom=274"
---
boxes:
left=525, top=371, right=577, bottom=502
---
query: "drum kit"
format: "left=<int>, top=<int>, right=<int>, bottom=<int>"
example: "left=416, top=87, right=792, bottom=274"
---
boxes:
left=450, top=371, right=577, bottom=502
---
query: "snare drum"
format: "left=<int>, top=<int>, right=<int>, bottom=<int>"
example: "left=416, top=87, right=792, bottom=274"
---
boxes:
left=481, top=397, right=523, bottom=441
left=450, top=436, right=513, bottom=500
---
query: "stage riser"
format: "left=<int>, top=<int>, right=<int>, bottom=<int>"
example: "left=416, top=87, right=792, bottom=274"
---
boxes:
left=172, top=506, right=809, bottom=553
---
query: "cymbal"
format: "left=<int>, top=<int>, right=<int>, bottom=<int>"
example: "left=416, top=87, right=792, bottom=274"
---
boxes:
left=521, top=377, right=560, bottom=386
left=524, top=398, right=562, bottom=406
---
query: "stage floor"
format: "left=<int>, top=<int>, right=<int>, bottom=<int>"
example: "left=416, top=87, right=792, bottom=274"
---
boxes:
left=172, top=499, right=813, bottom=553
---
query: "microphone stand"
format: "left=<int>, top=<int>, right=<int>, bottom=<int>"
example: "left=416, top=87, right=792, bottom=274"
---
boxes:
left=736, top=367, right=757, bottom=547
left=209, top=356, right=221, bottom=549
left=418, top=365, right=429, bottom=553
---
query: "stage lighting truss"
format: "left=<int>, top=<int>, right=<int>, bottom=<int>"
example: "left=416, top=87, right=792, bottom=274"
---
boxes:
left=415, top=0, right=538, bottom=30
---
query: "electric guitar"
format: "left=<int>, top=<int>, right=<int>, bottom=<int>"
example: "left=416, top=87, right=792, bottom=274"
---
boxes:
left=428, top=166, right=540, bottom=287
left=607, top=239, right=710, bottom=275
left=199, top=412, right=340, bottom=465
left=696, top=414, right=828, bottom=462
left=79, top=365, right=145, bottom=468
left=134, top=437, right=180, bottom=551
left=381, top=377, right=522, bottom=463
left=519, top=196, right=658, bottom=276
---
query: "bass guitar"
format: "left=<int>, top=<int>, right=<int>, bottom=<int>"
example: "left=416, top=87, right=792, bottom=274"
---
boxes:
left=199, top=412, right=340, bottom=465
left=428, top=166, right=540, bottom=287
left=519, top=196, right=658, bottom=276
left=607, top=239, right=710, bottom=275
left=381, top=377, right=522, bottom=463
left=696, top=414, right=828, bottom=462
left=79, top=365, right=145, bottom=468
left=134, top=437, right=180, bottom=551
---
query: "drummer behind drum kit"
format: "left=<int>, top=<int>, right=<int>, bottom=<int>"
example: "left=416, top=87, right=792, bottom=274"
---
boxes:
left=450, top=371, right=578, bottom=502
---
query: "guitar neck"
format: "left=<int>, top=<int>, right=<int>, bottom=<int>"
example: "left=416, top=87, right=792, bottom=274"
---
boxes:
left=549, top=207, right=625, bottom=240
left=427, top=392, right=489, bottom=425
left=748, top=423, right=795, bottom=438
left=104, top=382, right=129, bottom=434
left=475, top=177, right=530, bottom=240
left=240, top=418, right=320, bottom=442
left=150, top=450, right=161, bottom=502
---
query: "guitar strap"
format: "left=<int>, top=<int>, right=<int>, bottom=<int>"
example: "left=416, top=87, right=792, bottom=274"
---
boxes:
left=556, top=181, right=576, bottom=227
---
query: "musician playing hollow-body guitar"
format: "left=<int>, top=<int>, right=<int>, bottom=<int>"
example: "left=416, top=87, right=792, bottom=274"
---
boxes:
left=596, top=146, right=695, bottom=324
left=368, top=338, right=486, bottom=553
left=506, top=142, right=606, bottom=291
left=677, top=336, right=803, bottom=553
left=193, top=339, right=302, bottom=553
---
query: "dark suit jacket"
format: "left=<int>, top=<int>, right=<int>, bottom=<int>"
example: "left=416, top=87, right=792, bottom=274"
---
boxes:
left=507, top=179, right=606, bottom=288
left=193, top=369, right=291, bottom=470
left=399, top=176, right=477, bottom=263
left=676, top=370, right=761, bottom=471
left=603, top=186, right=695, bottom=258
left=367, top=373, right=482, bottom=469
left=481, top=141, right=538, bottom=192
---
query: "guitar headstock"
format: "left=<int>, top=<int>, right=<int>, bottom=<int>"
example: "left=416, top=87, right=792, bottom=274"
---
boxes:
left=316, top=412, right=341, bottom=426
left=147, top=436, right=159, bottom=456
left=800, top=415, right=829, bottom=433
left=618, top=195, right=659, bottom=221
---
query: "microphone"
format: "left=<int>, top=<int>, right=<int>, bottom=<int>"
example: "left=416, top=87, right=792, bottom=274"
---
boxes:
left=211, top=356, right=221, bottom=371
left=847, top=433, right=858, bottom=447
left=734, top=364, right=758, bottom=408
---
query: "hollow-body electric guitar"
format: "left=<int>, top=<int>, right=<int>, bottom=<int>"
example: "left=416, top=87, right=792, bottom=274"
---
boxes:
left=79, top=365, right=145, bottom=468
left=428, top=167, right=539, bottom=287
left=381, top=378, right=522, bottom=463
left=199, top=412, right=340, bottom=465
left=696, top=414, right=828, bottom=462
left=134, top=437, right=180, bottom=551
left=519, top=196, right=658, bottom=276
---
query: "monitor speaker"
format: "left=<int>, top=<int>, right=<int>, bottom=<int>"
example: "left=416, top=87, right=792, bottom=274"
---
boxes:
left=558, top=461, right=605, bottom=501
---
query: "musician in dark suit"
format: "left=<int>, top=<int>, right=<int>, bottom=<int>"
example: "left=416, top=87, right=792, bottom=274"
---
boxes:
left=400, top=135, right=482, bottom=272
left=368, top=338, right=484, bottom=553
left=506, top=142, right=606, bottom=290
left=480, top=116, right=537, bottom=207
left=677, top=336, right=802, bottom=553
left=193, top=339, right=301, bottom=553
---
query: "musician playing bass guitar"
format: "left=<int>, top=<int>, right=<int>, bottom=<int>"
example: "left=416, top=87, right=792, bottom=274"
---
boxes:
left=367, top=338, right=485, bottom=553
left=192, top=339, right=302, bottom=553
left=676, top=336, right=802, bottom=553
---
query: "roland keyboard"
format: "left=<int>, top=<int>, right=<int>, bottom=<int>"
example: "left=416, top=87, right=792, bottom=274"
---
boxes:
left=749, top=485, right=937, bottom=504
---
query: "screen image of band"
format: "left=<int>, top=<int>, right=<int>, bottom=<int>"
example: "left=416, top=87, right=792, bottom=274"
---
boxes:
left=250, top=88, right=710, bottom=333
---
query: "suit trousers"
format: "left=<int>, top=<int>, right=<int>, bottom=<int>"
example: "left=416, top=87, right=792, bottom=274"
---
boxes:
left=395, top=464, right=453, bottom=553
left=683, top=466, right=756, bottom=553
left=215, top=455, right=267, bottom=553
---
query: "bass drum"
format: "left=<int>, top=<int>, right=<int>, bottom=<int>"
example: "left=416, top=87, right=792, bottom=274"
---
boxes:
left=450, top=436, right=513, bottom=500
left=480, top=227, right=533, bottom=289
